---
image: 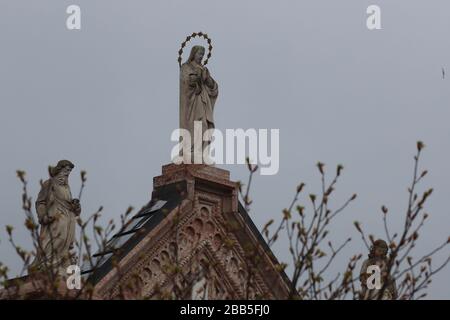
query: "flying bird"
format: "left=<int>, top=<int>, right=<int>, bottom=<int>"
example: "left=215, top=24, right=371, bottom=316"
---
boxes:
left=442, top=67, right=445, bottom=79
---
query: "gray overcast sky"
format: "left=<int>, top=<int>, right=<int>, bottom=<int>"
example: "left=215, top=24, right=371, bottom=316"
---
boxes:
left=0, top=0, right=449, bottom=298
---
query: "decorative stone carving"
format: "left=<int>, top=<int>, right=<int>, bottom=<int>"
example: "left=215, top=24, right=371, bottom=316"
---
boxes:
left=30, top=160, right=81, bottom=274
left=359, top=239, right=397, bottom=300
left=179, top=45, right=219, bottom=163
left=92, top=165, right=289, bottom=300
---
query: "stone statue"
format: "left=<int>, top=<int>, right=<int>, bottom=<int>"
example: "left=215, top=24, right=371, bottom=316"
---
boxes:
left=179, top=45, right=219, bottom=163
left=359, top=239, right=397, bottom=300
left=30, top=160, right=81, bottom=274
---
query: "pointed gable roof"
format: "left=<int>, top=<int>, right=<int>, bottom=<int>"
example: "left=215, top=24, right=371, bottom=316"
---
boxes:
left=85, top=164, right=291, bottom=299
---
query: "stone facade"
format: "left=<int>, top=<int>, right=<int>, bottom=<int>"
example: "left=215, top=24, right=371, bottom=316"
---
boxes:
left=92, top=164, right=291, bottom=299
left=0, top=164, right=291, bottom=300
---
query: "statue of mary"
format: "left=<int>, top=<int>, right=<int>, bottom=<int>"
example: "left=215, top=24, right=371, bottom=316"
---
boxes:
left=179, top=45, right=219, bottom=163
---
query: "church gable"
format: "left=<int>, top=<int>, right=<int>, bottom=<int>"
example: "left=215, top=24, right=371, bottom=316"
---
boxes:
left=90, top=164, right=290, bottom=299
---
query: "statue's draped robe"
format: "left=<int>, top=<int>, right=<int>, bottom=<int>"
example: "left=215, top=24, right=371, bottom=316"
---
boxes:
left=180, top=61, right=218, bottom=160
left=31, top=179, right=76, bottom=272
left=359, top=258, right=397, bottom=300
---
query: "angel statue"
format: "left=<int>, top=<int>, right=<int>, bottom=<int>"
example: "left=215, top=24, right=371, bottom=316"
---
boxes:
left=30, top=160, right=81, bottom=274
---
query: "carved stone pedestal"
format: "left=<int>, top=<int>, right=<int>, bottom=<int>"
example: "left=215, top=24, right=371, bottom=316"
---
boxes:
left=0, top=274, right=80, bottom=300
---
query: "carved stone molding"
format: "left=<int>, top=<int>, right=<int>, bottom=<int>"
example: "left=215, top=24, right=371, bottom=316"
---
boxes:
left=93, top=165, right=288, bottom=299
